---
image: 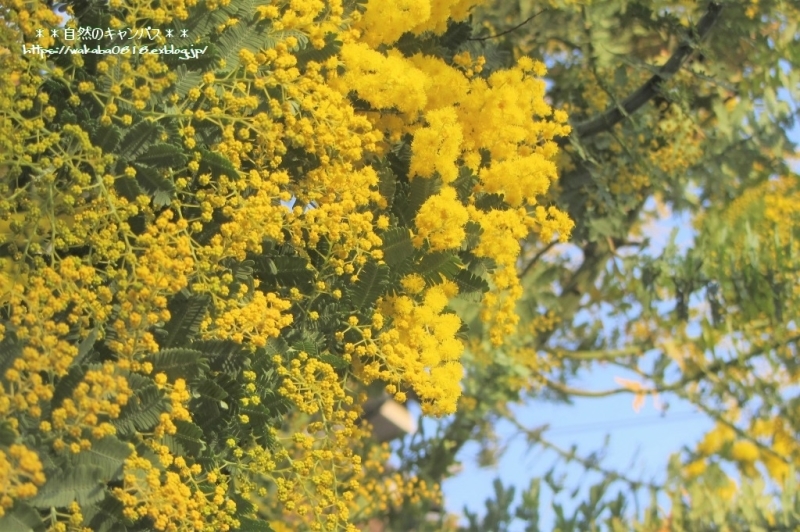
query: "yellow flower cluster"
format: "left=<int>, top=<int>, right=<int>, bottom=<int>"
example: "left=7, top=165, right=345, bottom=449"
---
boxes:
left=351, top=52, right=571, bottom=343
left=355, top=0, right=483, bottom=45
left=270, top=353, right=363, bottom=530
left=49, top=363, right=130, bottom=452
left=113, top=452, right=238, bottom=532
left=367, top=281, right=464, bottom=415
left=152, top=376, right=192, bottom=439
left=359, top=469, right=442, bottom=517
left=337, top=43, right=428, bottom=115
left=688, top=416, right=798, bottom=484
left=0, top=443, right=45, bottom=516
left=752, top=417, right=795, bottom=483
left=202, top=291, right=293, bottom=348
left=414, top=187, right=469, bottom=250
left=410, top=107, right=463, bottom=182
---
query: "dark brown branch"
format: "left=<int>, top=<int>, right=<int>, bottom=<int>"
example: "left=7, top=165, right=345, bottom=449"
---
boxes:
left=573, top=2, right=724, bottom=139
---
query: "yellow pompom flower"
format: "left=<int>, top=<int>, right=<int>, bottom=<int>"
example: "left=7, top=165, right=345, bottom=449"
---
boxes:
left=413, top=187, right=469, bottom=250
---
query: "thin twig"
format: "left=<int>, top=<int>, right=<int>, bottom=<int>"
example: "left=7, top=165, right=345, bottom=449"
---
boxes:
left=468, top=9, right=547, bottom=42
left=520, top=240, right=556, bottom=278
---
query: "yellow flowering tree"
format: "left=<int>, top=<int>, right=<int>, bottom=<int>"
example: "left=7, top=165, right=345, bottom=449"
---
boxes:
left=4, top=0, right=800, bottom=530
left=0, top=0, right=573, bottom=530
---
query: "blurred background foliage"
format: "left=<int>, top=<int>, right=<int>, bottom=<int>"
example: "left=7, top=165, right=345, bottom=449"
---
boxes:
left=391, top=0, right=800, bottom=530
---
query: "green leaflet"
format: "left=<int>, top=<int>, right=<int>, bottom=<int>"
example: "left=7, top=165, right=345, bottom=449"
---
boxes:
left=114, top=176, right=145, bottom=202
left=73, top=436, right=132, bottom=479
left=0, top=420, right=16, bottom=446
left=192, top=377, right=229, bottom=403
left=85, top=495, right=127, bottom=532
left=349, top=260, right=389, bottom=310
left=29, top=464, right=106, bottom=509
left=130, top=162, right=175, bottom=208
left=117, top=120, right=162, bottom=162
left=381, top=227, right=414, bottom=269
left=216, top=23, right=270, bottom=72
left=159, top=292, right=211, bottom=349
left=0, top=329, right=22, bottom=384
left=454, top=269, right=490, bottom=296
left=113, top=376, right=167, bottom=437
left=135, top=143, right=188, bottom=169
left=255, top=255, right=315, bottom=291
left=145, top=347, right=209, bottom=382
left=90, top=124, right=122, bottom=154
left=377, top=162, right=397, bottom=208
left=0, top=503, right=45, bottom=532
left=407, top=175, right=442, bottom=218
left=414, top=251, right=463, bottom=285
left=51, top=364, right=87, bottom=409
left=171, top=64, right=204, bottom=99
left=198, top=148, right=240, bottom=179
left=294, top=33, right=342, bottom=68
left=172, top=420, right=207, bottom=456
left=237, top=516, right=274, bottom=532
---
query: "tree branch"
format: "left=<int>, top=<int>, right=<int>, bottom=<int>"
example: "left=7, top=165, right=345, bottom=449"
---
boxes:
left=468, top=9, right=546, bottom=42
left=572, top=2, right=724, bottom=140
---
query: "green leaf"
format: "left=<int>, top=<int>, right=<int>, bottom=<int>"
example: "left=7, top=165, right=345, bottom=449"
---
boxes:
left=161, top=292, right=211, bottom=348
left=192, top=377, right=229, bottom=402
left=146, top=348, right=208, bottom=382
left=0, top=330, right=22, bottom=384
left=135, top=143, right=188, bottom=169
left=73, top=327, right=99, bottom=366
left=462, top=221, right=483, bottom=250
left=377, top=163, right=396, bottom=208
left=439, top=20, right=473, bottom=51
left=350, top=260, right=389, bottom=310
left=294, top=33, right=341, bottom=68
left=453, top=166, right=479, bottom=202
left=191, top=339, right=242, bottom=360
left=454, top=269, right=490, bottom=295
left=316, top=352, right=349, bottom=370
left=0, top=502, right=45, bottom=532
left=237, top=516, right=273, bottom=532
left=263, top=337, right=289, bottom=359
left=407, top=175, right=441, bottom=216
left=86, top=495, right=126, bottom=532
left=292, top=334, right=320, bottom=358
left=52, top=364, right=86, bottom=409
left=172, top=64, right=204, bottom=99
left=173, top=420, right=207, bottom=456
left=257, top=255, right=315, bottom=290
left=74, top=436, right=131, bottom=479
left=114, top=176, right=145, bottom=202
left=30, top=465, right=105, bottom=509
left=238, top=402, right=274, bottom=429
left=381, top=227, right=414, bottom=269
left=131, top=163, right=175, bottom=208
left=113, top=383, right=166, bottom=437
left=217, top=23, right=267, bottom=72
left=0, top=420, right=16, bottom=446
left=118, top=120, right=162, bottom=161
left=414, top=252, right=462, bottom=284
left=198, top=148, right=239, bottom=179
left=262, top=29, right=310, bottom=51
left=91, top=125, right=122, bottom=154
